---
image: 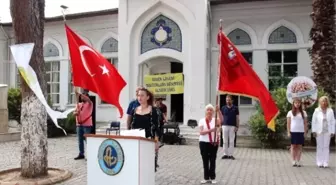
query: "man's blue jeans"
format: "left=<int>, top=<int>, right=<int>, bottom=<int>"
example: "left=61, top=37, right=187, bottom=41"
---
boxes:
left=77, top=126, right=92, bottom=156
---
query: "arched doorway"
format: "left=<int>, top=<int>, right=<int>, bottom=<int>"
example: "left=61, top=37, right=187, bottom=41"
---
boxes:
left=140, top=57, right=184, bottom=123
left=170, top=62, right=183, bottom=122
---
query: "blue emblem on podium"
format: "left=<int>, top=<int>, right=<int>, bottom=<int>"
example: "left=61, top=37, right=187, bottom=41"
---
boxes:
left=98, top=139, right=125, bottom=176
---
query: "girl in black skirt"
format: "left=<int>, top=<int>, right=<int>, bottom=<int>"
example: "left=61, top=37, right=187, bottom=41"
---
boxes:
left=286, top=98, right=308, bottom=167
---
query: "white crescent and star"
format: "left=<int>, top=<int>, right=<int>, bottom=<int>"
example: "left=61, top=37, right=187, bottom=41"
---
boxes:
left=79, top=45, right=110, bottom=76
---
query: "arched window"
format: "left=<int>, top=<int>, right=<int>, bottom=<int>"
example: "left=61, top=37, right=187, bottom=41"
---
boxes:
left=43, top=43, right=59, bottom=57
left=102, top=37, right=118, bottom=53
left=141, top=14, right=182, bottom=54
left=44, top=42, right=61, bottom=104
left=268, top=26, right=297, bottom=44
left=267, top=26, right=298, bottom=90
left=100, top=37, right=118, bottom=69
left=227, top=29, right=251, bottom=45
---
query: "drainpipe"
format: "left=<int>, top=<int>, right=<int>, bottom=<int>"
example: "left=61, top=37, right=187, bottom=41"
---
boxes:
left=0, top=23, right=11, bottom=86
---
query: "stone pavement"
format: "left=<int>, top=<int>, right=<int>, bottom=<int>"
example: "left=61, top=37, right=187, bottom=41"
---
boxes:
left=0, top=136, right=335, bottom=185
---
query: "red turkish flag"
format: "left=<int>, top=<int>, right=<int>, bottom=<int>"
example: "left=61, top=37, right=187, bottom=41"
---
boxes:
left=65, top=24, right=126, bottom=118
left=217, top=27, right=279, bottom=131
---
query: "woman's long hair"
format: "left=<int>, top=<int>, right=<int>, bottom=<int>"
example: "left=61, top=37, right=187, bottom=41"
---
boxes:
left=292, top=98, right=304, bottom=117
left=138, top=88, right=154, bottom=106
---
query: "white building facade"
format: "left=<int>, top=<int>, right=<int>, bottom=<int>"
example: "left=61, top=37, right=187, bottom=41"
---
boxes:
left=0, top=0, right=314, bottom=135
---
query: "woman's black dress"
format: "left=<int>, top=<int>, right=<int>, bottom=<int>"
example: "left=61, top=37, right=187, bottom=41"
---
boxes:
left=131, top=107, right=160, bottom=139
left=131, top=107, right=160, bottom=171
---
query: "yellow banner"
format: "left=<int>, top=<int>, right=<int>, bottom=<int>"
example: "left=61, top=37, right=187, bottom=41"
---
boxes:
left=144, top=73, right=184, bottom=95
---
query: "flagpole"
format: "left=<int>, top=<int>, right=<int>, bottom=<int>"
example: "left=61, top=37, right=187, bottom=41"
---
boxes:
left=214, top=19, right=223, bottom=146
left=61, top=5, right=79, bottom=103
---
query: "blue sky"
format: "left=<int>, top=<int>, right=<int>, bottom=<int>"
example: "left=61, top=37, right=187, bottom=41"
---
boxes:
left=0, top=0, right=119, bottom=23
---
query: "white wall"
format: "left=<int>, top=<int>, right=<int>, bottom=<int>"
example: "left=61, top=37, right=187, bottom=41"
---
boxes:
left=3, top=14, right=120, bottom=123
left=1, top=0, right=316, bottom=128
left=0, top=27, right=10, bottom=85
left=118, top=0, right=209, bottom=126
left=210, top=0, right=313, bottom=135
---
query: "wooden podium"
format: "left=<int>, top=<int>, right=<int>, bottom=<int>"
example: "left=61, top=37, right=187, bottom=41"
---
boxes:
left=85, top=134, right=155, bottom=185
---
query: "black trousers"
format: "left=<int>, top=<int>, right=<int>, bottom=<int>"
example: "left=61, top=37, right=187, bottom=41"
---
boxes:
left=199, top=141, right=218, bottom=180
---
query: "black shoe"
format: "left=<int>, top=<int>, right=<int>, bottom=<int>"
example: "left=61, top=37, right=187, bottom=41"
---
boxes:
left=74, top=155, right=85, bottom=160
left=221, top=155, right=229, bottom=159
left=229, top=156, right=235, bottom=160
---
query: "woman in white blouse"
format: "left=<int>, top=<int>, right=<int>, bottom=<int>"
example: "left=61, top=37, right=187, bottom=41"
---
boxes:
left=312, top=96, right=335, bottom=168
left=286, top=98, right=308, bottom=167
left=199, top=104, right=223, bottom=184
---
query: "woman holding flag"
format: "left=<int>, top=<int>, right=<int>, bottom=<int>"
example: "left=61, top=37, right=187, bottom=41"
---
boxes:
left=199, top=104, right=223, bottom=184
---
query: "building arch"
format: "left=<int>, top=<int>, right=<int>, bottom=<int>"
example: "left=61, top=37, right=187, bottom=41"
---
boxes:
left=227, top=28, right=251, bottom=45
left=43, top=38, right=63, bottom=57
left=97, top=32, right=119, bottom=52
left=140, top=14, right=182, bottom=54
left=262, top=19, right=304, bottom=47
left=101, top=37, right=118, bottom=53
left=128, top=0, right=195, bottom=34
left=130, top=3, right=190, bottom=65
left=224, top=21, right=258, bottom=47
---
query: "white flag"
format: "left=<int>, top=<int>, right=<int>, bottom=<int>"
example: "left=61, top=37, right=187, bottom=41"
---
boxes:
left=10, top=43, right=75, bottom=134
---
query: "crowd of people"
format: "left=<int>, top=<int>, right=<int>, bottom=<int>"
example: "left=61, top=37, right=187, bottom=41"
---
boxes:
left=70, top=87, right=335, bottom=184
left=199, top=95, right=335, bottom=184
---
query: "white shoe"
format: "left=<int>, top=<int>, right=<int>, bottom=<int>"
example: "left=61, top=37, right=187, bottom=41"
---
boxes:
left=292, top=161, right=297, bottom=167
left=200, top=180, right=208, bottom=184
left=296, top=161, right=302, bottom=167
left=211, top=180, right=217, bottom=184
left=323, top=163, right=329, bottom=168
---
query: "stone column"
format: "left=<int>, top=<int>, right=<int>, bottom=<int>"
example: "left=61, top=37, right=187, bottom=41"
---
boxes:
left=0, top=84, right=8, bottom=133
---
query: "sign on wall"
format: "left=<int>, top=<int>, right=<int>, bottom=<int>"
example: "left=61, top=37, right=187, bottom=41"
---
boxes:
left=144, top=73, right=184, bottom=95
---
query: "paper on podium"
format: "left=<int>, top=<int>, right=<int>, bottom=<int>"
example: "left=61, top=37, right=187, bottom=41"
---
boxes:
left=120, top=129, right=146, bottom=138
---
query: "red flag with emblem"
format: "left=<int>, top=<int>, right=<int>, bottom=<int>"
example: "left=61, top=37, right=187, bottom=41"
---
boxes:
left=65, top=24, right=126, bottom=118
left=217, top=27, right=279, bottom=131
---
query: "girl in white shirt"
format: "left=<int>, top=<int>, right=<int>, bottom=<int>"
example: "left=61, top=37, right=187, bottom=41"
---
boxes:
left=199, top=104, right=223, bottom=184
left=312, top=96, right=335, bottom=168
left=286, top=98, right=308, bottom=167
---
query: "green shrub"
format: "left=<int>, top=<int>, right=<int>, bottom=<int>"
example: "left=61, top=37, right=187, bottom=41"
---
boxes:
left=248, top=87, right=329, bottom=148
left=7, top=88, right=21, bottom=124
left=65, top=113, right=76, bottom=133
left=249, top=88, right=289, bottom=148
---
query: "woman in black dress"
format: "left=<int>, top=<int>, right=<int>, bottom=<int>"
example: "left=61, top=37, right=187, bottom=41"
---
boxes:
left=131, top=88, right=160, bottom=171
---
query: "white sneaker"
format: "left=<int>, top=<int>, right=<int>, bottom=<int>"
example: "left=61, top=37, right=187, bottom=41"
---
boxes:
left=200, top=180, right=208, bottom=184
left=292, top=161, right=297, bottom=167
left=211, top=180, right=217, bottom=184
left=296, top=161, right=302, bottom=167
left=323, top=163, right=329, bottom=168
